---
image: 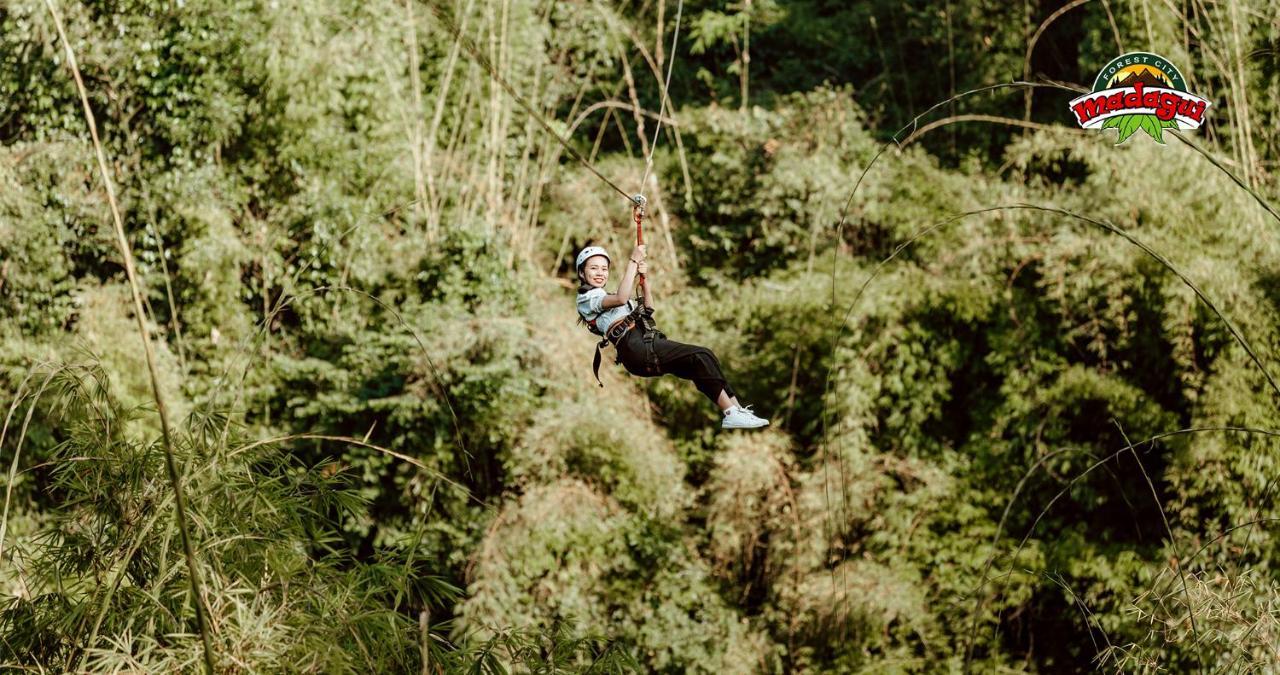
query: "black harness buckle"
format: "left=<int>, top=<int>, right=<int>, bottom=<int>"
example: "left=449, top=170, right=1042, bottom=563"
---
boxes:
left=606, top=317, right=635, bottom=342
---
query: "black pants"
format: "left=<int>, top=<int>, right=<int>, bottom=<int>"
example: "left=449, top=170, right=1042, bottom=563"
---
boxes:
left=615, top=328, right=737, bottom=403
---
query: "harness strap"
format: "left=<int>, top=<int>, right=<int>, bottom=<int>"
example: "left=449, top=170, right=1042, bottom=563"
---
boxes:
left=638, top=309, right=663, bottom=374
left=591, top=316, right=638, bottom=386
left=592, top=338, right=609, bottom=387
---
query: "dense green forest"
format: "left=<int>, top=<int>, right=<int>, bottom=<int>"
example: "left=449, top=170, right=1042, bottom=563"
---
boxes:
left=2, top=0, right=1280, bottom=671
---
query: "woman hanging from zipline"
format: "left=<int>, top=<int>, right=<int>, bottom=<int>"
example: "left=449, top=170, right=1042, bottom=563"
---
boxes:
left=574, top=239, right=769, bottom=430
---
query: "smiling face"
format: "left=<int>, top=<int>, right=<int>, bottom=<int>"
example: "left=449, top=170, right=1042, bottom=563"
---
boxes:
left=579, top=255, right=610, bottom=289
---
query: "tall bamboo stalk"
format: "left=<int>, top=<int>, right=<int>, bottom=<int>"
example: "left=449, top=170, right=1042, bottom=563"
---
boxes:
left=496, top=0, right=513, bottom=232
left=655, top=0, right=666, bottom=68
left=424, top=0, right=477, bottom=236
left=43, top=2, right=216, bottom=672
left=435, top=61, right=479, bottom=222
left=484, top=0, right=501, bottom=236
left=419, top=609, right=431, bottom=675
left=150, top=220, right=187, bottom=369
left=478, top=0, right=512, bottom=238
left=1142, top=0, right=1156, bottom=48
left=594, top=2, right=694, bottom=200
left=1185, top=0, right=1254, bottom=183
left=1226, top=0, right=1257, bottom=186
left=945, top=0, right=955, bottom=154
left=518, top=59, right=593, bottom=267
left=618, top=47, right=652, bottom=162
left=405, top=0, right=430, bottom=232
left=508, top=1, right=568, bottom=267
left=741, top=0, right=751, bottom=112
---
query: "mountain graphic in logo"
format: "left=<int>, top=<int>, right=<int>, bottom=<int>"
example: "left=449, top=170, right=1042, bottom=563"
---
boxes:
left=1112, top=68, right=1171, bottom=89
left=1069, top=53, right=1211, bottom=144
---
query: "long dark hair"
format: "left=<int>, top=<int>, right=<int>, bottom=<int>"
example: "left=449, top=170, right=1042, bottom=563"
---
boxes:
left=574, top=267, right=593, bottom=329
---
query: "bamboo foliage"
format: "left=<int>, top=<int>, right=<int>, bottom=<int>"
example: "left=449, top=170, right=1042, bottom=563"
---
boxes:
left=3, top=0, right=1280, bottom=672
left=42, top=1, right=216, bottom=670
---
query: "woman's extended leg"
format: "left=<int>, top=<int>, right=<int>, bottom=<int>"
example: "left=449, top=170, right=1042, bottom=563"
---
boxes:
left=617, top=332, right=767, bottom=427
left=644, top=338, right=737, bottom=405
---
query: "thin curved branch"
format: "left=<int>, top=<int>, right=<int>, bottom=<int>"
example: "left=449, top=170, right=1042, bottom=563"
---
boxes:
left=566, top=100, right=678, bottom=140
left=899, top=114, right=1084, bottom=146
left=1023, top=0, right=1094, bottom=120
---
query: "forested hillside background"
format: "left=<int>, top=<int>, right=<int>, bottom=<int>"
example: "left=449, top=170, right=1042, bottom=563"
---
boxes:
left=3, top=0, right=1280, bottom=671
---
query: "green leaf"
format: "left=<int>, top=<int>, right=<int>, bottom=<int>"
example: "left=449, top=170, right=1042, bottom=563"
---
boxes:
left=1114, top=114, right=1142, bottom=144
left=1138, top=114, right=1166, bottom=144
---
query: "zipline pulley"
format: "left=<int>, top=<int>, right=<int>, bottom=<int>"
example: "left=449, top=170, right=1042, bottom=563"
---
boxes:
left=631, top=193, right=648, bottom=243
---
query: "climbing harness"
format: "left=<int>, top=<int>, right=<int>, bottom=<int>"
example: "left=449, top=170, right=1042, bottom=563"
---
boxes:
left=587, top=304, right=666, bottom=387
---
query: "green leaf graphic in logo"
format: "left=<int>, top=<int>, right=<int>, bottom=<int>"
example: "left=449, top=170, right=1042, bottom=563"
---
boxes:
left=1100, top=113, right=1179, bottom=144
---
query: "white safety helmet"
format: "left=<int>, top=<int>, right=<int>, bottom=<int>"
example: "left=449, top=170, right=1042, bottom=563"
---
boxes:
left=575, top=246, right=611, bottom=272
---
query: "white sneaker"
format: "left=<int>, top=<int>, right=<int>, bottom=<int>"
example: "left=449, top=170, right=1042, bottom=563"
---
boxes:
left=722, top=404, right=769, bottom=429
